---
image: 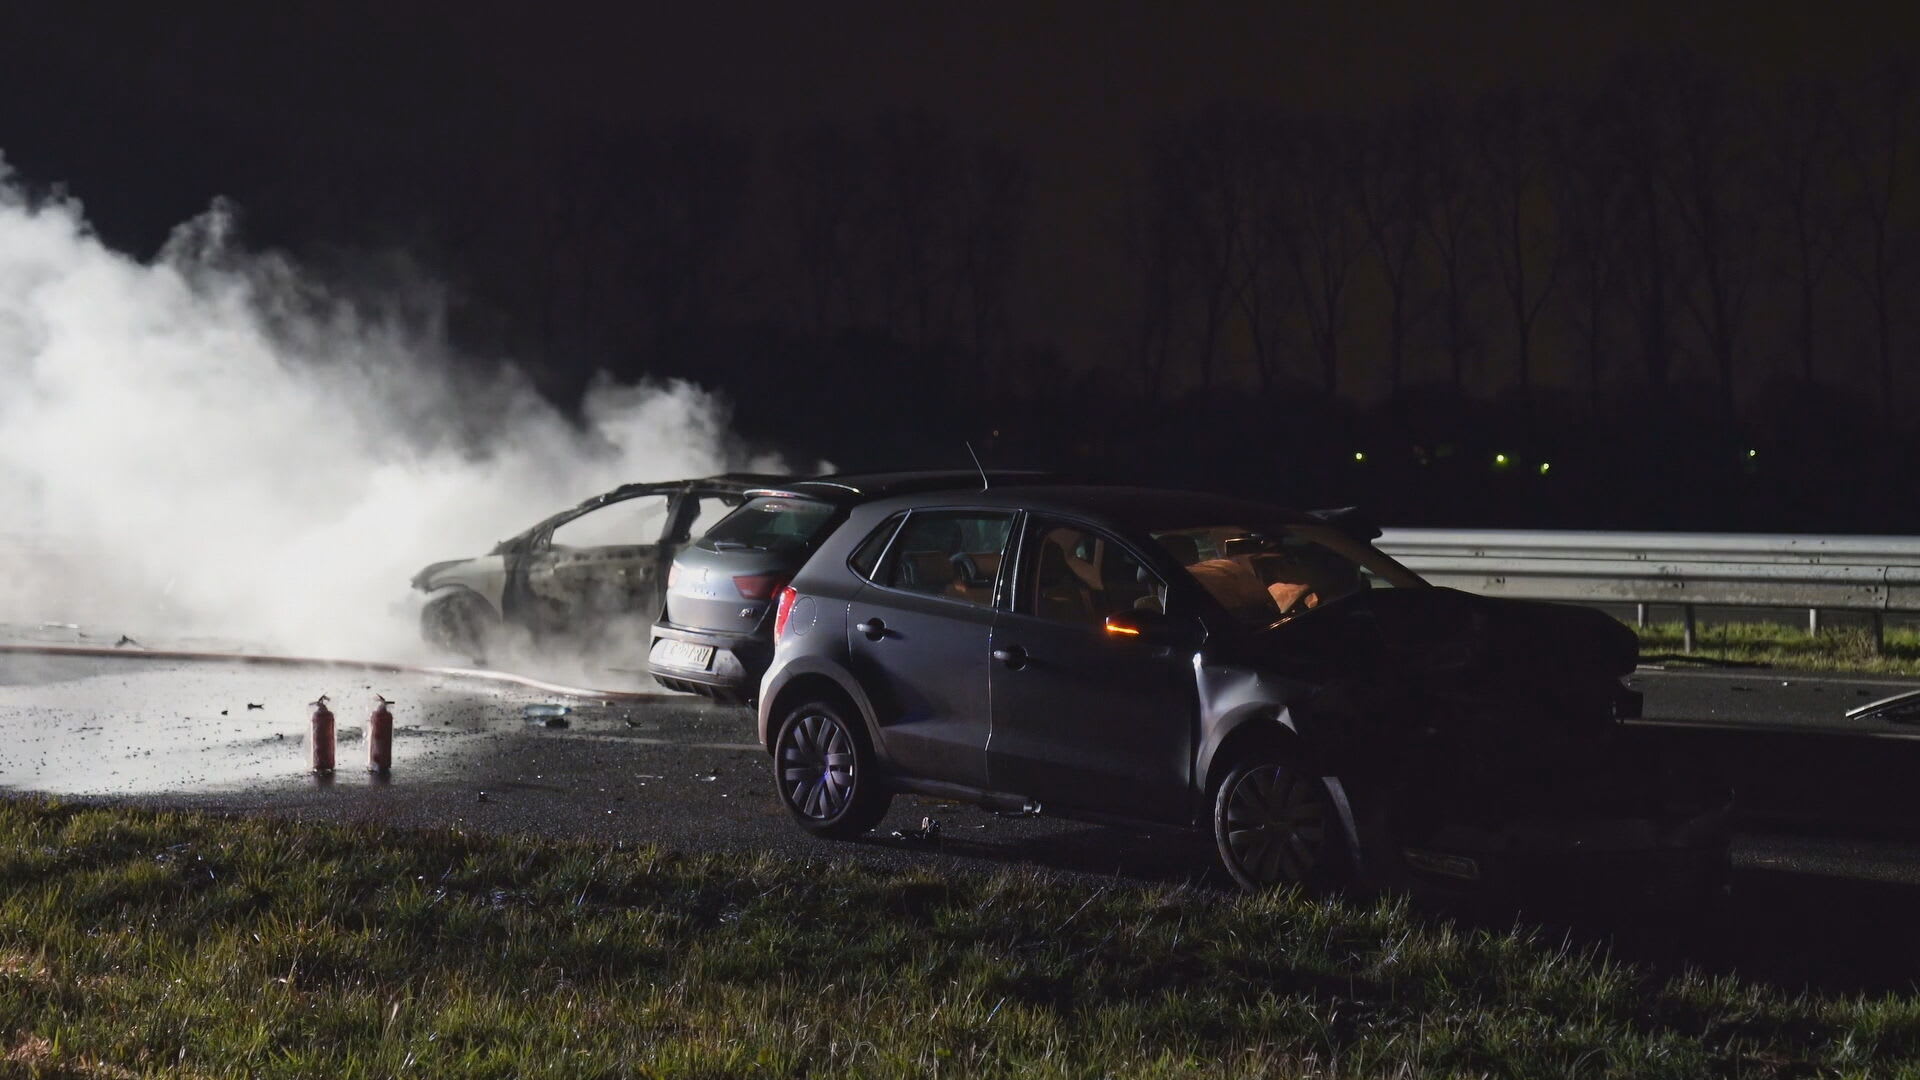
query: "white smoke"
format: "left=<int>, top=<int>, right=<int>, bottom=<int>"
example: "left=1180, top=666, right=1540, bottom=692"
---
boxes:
left=0, top=158, right=786, bottom=664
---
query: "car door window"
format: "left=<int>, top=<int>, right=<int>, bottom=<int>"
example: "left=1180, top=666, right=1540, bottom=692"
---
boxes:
left=548, top=495, right=670, bottom=549
left=878, top=511, right=1015, bottom=606
left=1022, top=520, right=1165, bottom=625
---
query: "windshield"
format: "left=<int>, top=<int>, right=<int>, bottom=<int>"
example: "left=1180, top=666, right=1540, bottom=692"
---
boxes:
left=1151, top=523, right=1425, bottom=629
left=699, top=497, right=836, bottom=553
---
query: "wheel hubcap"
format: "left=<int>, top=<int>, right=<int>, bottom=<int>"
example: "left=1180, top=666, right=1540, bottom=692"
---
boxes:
left=1224, top=765, right=1328, bottom=885
left=780, top=713, right=856, bottom=820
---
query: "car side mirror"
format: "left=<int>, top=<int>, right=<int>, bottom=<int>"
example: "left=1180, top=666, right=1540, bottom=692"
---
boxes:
left=1104, top=611, right=1202, bottom=649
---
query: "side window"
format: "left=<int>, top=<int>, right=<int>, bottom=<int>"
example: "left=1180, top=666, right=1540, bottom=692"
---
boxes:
left=1024, top=520, right=1166, bottom=626
left=849, top=514, right=906, bottom=581
left=878, top=511, right=1015, bottom=606
left=548, top=494, right=670, bottom=548
left=673, top=493, right=742, bottom=544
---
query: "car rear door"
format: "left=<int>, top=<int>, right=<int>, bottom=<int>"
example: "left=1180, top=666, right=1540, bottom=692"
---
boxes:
left=986, top=516, right=1197, bottom=823
left=520, top=490, right=674, bottom=636
left=846, top=508, right=1016, bottom=789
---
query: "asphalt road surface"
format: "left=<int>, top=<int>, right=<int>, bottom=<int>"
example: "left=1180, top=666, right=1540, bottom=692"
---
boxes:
left=9, top=647, right=1920, bottom=992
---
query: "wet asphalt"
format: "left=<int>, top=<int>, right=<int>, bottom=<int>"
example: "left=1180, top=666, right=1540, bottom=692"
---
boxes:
left=11, top=645, right=1920, bottom=991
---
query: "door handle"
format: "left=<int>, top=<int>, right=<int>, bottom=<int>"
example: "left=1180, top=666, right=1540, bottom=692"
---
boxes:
left=856, top=618, right=888, bottom=641
left=991, top=645, right=1028, bottom=670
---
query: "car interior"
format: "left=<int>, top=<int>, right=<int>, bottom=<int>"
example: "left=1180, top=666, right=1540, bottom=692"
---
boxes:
left=1156, top=526, right=1370, bottom=626
left=885, top=514, right=1009, bottom=606
left=1029, top=525, right=1162, bottom=625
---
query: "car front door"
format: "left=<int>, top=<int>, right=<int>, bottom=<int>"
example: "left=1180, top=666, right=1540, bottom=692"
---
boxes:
left=846, top=509, right=1016, bottom=790
left=987, top=517, right=1197, bottom=823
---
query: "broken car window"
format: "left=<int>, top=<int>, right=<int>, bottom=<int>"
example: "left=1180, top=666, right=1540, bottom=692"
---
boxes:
left=1152, top=523, right=1424, bottom=628
left=548, top=495, right=671, bottom=549
left=678, top=494, right=743, bottom=543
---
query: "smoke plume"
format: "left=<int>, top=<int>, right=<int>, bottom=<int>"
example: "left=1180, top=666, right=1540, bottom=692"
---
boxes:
left=0, top=159, right=786, bottom=667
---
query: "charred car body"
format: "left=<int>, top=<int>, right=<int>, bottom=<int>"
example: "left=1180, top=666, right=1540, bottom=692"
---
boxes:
left=410, top=475, right=783, bottom=661
left=757, top=485, right=1730, bottom=898
left=648, top=470, right=1054, bottom=703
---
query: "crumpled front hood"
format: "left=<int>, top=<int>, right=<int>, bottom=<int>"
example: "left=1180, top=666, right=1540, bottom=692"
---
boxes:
left=410, top=558, right=471, bottom=591
left=1255, top=586, right=1638, bottom=687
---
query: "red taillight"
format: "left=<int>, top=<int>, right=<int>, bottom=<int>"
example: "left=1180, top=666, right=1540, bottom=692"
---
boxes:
left=734, top=572, right=790, bottom=601
left=773, top=586, right=799, bottom=639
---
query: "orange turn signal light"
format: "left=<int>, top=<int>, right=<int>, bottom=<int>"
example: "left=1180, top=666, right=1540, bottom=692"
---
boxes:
left=1104, top=619, right=1141, bottom=636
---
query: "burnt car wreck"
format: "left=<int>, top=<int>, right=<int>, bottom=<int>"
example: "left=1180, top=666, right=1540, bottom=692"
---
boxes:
left=410, top=474, right=783, bottom=661
left=756, top=486, right=1731, bottom=900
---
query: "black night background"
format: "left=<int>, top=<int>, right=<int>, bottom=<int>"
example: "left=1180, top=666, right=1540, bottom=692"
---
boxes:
left=2, top=0, right=1916, bottom=529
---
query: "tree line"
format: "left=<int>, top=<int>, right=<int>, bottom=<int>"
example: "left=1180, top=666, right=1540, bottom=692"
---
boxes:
left=1133, top=53, right=1917, bottom=425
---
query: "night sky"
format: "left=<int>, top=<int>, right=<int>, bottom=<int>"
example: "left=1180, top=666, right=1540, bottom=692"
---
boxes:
left=3, top=2, right=1918, bottom=527
left=2, top=1, right=1905, bottom=367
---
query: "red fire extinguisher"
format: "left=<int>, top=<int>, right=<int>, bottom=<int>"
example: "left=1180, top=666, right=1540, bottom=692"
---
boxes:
left=368, top=695, right=393, bottom=774
left=309, top=695, right=335, bottom=774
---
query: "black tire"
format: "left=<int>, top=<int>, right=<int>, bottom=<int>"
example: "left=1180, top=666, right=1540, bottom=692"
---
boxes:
left=771, top=700, right=892, bottom=838
left=420, top=591, right=498, bottom=663
left=1212, top=751, right=1351, bottom=892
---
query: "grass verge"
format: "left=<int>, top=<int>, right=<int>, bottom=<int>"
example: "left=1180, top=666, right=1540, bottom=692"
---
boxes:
left=1636, top=621, right=1920, bottom=677
left=4, top=801, right=1920, bottom=1077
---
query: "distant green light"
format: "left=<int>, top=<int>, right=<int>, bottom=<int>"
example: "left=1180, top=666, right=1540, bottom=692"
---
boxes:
left=1538, top=461, right=1552, bottom=475
left=1353, top=451, right=1366, bottom=463
left=1493, top=453, right=1511, bottom=468
left=1747, top=449, right=1758, bottom=459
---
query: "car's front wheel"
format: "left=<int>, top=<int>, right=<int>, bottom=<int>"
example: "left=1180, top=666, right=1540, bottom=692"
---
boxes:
left=772, top=700, right=892, bottom=838
left=1213, top=752, right=1350, bottom=892
left=420, top=591, right=499, bottom=663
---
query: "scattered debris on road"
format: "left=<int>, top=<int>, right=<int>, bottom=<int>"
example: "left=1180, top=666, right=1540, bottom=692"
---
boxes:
left=523, top=704, right=570, bottom=728
left=892, top=816, right=943, bottom=844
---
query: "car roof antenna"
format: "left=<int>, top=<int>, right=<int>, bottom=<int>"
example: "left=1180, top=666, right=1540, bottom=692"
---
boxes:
left=965, top=440, right=989, bottom=491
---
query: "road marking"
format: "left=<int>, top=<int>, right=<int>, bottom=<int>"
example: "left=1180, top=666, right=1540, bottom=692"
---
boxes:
left=542, top=731, right=762, bottom=753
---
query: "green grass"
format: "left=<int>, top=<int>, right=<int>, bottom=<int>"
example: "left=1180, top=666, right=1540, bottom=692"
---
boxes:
left=4, top=802, right=1920, bottom=1077
left=1635, top=621, right=1920, bottom=677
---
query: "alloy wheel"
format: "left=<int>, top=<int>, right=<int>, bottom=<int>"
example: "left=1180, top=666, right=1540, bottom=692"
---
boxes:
left=779, top=711, right=857, bottom=821
left=1221, top=763, right=1330, bottom=887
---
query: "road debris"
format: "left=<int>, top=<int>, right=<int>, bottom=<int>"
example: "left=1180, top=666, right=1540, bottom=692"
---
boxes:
left=523, top=704, right=570, bottom=728
left=246, top=702, right=264, bottom=710
left=892, top=816, right=943, bottom=844
left=114, top=635, right=139, bottom=648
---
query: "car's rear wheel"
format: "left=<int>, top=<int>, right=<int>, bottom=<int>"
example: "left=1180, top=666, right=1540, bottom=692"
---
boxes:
left=772, top=700, right=891, bottom=838
left=1213, top=752, right=1349, bottom=892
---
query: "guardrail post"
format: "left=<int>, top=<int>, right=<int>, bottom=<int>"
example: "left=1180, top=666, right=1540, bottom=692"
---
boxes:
left=1808, top=608, right=1822, bottom=636
left=1635, top=603, right=1648, bottom=628
left=1682, top=604, right=1696, bottom=653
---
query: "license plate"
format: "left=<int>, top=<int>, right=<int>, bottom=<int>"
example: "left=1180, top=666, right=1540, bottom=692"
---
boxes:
left=659, top=641, right=715, bottom=670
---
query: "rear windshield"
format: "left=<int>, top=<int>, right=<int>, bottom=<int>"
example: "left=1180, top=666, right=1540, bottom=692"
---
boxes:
left=698, top=497, right=836, bottom=553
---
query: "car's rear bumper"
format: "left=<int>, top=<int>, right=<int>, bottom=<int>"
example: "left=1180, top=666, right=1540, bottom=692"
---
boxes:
left=1389, top=802, right=1733, bottom=908
left=647, top=620, right=771, bottom=703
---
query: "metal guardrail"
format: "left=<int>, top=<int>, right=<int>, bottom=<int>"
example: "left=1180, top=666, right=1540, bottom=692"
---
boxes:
left=1376, top=529, right=1920, bottom=651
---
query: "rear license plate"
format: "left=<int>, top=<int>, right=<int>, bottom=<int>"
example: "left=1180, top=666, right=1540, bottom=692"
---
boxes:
left=659, top=641, right=715, bottom=670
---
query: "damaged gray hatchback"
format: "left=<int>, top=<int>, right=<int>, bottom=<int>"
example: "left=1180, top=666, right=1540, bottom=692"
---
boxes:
left=757, top=485, right=1730, bottom=899
left=410, top=475, right=783, bottom=661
